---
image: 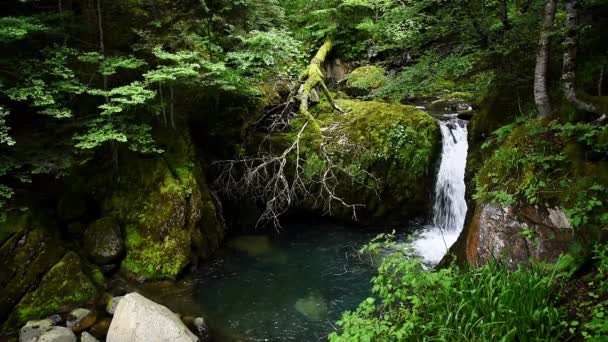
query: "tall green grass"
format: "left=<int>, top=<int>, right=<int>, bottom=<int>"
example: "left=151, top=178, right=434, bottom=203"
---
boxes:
left=330, top=253, right=565, bottom=342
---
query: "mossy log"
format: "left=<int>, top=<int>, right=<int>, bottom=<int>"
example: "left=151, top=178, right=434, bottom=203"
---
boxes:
left=289, top=38, right=344, bottom=134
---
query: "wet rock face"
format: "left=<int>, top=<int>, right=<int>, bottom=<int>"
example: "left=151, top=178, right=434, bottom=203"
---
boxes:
left=0, top=214, right=65, bottom=329
left=83, top=217, right=124, bottom=265
left=466, top=203, right=573, bottom=267
left=3, top=252, right=98, bottom=330
left=107, top=292, right=197, bottom=342
left=99, top=132, right=225, bottom=281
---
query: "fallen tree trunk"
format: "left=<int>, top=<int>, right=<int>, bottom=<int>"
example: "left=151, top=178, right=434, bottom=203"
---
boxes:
left=296, top=38, right=344, bottom=122
left=261, top=38, right=344, bottom=135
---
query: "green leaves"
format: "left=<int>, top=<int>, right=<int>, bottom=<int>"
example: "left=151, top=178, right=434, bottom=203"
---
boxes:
left=0, top=17, right=46, bottom=43
left=79, top=53, right=146, bottom=76
left=0, top=107, right=14, bottom=146
left=74, top=117, right=162, bottom=154
left=226, top=29, right=305, bottom=79
left=332, top=240, right=565, bottom=341
left=3, top=46, right=86, bottom=119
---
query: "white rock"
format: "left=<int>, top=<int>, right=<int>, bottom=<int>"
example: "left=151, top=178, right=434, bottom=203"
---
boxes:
left=20, top=319, right=53, bottom=342
left=106, top=292, right=197, bottom=342
left=548, top=207, right=572, bottom=229
left=36, top=327, right=76, bottom=342
left=80, top=331, right=99, bottom=342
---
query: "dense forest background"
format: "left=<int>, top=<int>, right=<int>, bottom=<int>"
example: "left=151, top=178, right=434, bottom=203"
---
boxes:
left=1, top=0, right=608, bottom=340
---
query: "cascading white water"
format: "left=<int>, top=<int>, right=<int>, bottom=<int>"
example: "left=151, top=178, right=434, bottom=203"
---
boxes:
left=412, top=117, right=469, bottom=265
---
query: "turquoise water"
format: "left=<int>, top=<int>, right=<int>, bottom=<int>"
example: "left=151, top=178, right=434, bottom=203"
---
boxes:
left=122, top=218, right=386, bottom=341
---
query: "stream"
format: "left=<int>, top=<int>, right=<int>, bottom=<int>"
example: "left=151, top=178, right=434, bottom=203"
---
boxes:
left=113, top=220, right=388, bottom=341
left=113, top=115, right=469, bottom=341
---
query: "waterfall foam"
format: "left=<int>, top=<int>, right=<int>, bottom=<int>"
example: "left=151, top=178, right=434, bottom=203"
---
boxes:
left=412, top=117, right=469, bottom=265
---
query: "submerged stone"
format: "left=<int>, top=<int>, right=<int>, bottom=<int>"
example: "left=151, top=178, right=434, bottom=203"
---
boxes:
left=294, top=293, right=328, bottom=321
left=193, top=317, right=210, bottom=341
left=88, top=318, right=111, bottom=339
left=227, top=235, right=273, bottom=257
left=66, top=308, right=96, bottom=332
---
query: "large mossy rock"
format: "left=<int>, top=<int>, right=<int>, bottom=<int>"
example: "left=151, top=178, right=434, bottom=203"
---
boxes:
left=277, top=98, right=440, bottom=222
left=0, top=213, right=65, bottom=330
left=344, top=66, right=388, bottom=96
left=101, top=132, right=224, bottom=280
left=3, top=252, right=98, bottom=331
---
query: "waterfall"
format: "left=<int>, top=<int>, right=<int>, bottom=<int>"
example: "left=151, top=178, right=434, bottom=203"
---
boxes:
left=412, top=117, right=469, bottom=265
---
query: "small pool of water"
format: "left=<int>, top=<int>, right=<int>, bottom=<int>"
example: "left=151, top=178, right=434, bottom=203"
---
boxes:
left=116, top=218, right=389, bottom=341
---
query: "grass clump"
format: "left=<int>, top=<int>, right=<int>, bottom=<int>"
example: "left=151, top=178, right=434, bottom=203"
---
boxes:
left=329, top=236, right=565, bottom=341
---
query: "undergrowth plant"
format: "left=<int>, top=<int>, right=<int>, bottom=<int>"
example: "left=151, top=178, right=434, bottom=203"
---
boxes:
left=474, top=119, right=608, bottom=229
left=329, top=235, right=565, bottom=342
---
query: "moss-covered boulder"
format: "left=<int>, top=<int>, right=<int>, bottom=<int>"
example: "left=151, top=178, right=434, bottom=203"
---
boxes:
left=0, top=212, right=65, bottom=330
left=344, top=66, right=388, bottom=97
left=83, top=217, right=124, bottom=265
left=273, top=98, right=440, bottom=222
left=101, top=132, right=224, bottom=280
left=3, top=252, right=98, bottom=331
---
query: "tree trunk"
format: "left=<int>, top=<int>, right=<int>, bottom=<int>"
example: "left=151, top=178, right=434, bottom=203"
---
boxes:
left=534, top=0, right=556, bottom=119
left=562, top=0, right=606, bottom=118
left=259, top=38, right=344, bottom=135
left=599, top=64, right=604, bottom=97
left=500, top=0, right=510, bottom=30
left=286, top=38, right=343, bottom=134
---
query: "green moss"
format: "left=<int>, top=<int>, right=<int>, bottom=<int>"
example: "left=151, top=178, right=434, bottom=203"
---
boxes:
left=0, top=213, right=66, bottom=331
left=88, top=267, right=105, bottom=287
left=270, top=98, right=440, bottom=221
left=0, top=211, right=29, bottom=245
left=85, top=130, right=224, bottom=280
left=332, top=99, right=438, bottom=176
left=474, top=119, right=608, bottom=229
left=346, top=66, right=388, bottom=90
left=3, top=252, right=97, bottom=329
left=121, top=224, right=190, bottom=280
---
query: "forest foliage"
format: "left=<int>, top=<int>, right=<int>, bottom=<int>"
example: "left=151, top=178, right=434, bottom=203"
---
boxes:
left=1, top=0, right=608, bottom=340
